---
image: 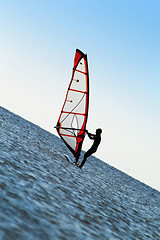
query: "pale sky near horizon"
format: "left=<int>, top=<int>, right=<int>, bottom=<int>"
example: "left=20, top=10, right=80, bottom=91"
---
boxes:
left=0, top=1, right=160, bottom=191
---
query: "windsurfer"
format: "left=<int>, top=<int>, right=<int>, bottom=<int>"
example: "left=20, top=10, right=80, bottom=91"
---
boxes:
left=77, top=128, right=102, bottom=168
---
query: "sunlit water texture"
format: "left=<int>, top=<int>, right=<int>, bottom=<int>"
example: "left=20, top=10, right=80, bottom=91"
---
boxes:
left=0, top=107, right=160, bottom=240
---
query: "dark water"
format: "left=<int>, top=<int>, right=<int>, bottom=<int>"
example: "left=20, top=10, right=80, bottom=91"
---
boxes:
left=0, top=107, right=160, bottom=240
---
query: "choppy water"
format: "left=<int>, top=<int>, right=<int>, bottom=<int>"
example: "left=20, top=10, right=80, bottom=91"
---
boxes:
left=0, top=106, right=160, bottom=240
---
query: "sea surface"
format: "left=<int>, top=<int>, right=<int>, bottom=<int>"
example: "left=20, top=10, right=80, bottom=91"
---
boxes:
left=0, top=106, right=160, bottom=240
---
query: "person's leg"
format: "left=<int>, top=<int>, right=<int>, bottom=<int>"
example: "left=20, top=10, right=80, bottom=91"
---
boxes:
left=79, top=149, right=93, bottom=168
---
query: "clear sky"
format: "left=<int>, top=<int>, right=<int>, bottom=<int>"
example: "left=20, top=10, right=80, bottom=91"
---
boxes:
left=0, top=0, right=160, bottom=191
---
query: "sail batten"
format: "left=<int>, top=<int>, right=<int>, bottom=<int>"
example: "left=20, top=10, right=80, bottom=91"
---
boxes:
left=75, top=69, right=87, bottom=75
left=56, top=49, right=89, bottom=160
left=62, top=111, right=87, bottom=116
left=69, top=88, right=87, bottom=94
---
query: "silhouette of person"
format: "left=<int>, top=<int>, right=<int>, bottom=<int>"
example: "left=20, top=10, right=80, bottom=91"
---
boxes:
left=78, top=128, right=102, bottom=168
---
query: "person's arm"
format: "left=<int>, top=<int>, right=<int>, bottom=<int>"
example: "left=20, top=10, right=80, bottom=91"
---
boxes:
left=86, top=130, right=95, bottom=140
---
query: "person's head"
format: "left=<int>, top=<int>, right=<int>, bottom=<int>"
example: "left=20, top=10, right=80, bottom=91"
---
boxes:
left=96, top=128, right=102, bottom=135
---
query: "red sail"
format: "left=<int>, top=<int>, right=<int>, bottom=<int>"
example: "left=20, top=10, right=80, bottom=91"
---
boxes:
left=56, top=49, right=89, bottom=160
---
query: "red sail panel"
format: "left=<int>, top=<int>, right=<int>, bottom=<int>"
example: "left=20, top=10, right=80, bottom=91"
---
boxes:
left=56, top=49, right=89, bottom=160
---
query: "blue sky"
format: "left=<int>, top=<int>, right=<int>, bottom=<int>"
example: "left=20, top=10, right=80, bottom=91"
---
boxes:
left=0, top=0, right=160, bottom=191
